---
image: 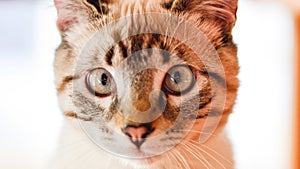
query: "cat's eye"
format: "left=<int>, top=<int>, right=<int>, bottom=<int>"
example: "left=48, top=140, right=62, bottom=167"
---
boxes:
left=163, top=65, right=195, bottom=95
left=86, top=68, right=116, bottom=97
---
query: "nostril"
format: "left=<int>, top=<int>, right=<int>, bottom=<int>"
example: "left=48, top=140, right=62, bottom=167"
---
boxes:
left=123, top=123, right=154, bottom=149
left=125, top=126, right=147, bottom=141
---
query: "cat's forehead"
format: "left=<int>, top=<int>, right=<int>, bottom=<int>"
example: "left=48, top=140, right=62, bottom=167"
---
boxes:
left=76, top=32, right=206, bottom=75
left=75, top=19, right=210, bottom=72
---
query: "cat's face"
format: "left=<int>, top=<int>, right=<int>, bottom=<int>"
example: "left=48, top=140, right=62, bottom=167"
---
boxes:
left=54, top=0, right=238, bottom=166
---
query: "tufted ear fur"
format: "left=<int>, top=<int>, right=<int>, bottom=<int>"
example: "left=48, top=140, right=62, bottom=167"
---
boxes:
left=54, top=0, right=107, bottom=33
left=162, top=0, right=238, bottom=33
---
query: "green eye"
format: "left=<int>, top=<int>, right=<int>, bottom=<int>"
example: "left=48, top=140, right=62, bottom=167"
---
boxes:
left=163, top=65, right=195, bottom=95
left=86, top=68, right=116, bottom=97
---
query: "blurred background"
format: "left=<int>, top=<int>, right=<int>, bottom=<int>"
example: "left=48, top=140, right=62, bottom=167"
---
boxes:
left=0, top=0, right=298, bottom=169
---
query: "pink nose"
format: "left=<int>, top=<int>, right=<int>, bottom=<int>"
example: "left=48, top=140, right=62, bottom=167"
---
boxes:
left=124, top=124, right=153, bottom=149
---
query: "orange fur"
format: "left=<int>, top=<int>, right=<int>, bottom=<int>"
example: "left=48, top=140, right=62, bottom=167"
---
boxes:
left=51, top=0, right=239, bottom=169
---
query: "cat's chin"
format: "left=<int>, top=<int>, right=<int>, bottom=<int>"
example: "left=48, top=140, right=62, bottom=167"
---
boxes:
left=118, top=156, right=164, bottom=169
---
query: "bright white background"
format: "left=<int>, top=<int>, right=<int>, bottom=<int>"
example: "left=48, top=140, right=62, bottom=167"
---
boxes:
left=0, top=0, right=294, bottom=169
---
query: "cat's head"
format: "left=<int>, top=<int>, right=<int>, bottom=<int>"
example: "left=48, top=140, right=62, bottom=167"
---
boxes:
left=54, top=0, right=238, bottom=165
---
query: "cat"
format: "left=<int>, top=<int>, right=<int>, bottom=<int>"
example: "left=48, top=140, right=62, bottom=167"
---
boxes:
left=51, top=0, right=239, bottom=169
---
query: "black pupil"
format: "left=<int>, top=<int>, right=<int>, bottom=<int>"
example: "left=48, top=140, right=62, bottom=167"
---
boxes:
left=101, top=73, right=108, bottom=85
left=172, top=71, right=181, bottom=84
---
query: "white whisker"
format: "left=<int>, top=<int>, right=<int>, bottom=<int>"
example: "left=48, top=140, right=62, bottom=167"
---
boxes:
left=185, top=141, right=226, bottom=169
left=187, top=139, right=232, bottom=164
left=174, top=148, right=191, bottom=169
left=173, top=129, right=218, bottom=137
left=169, top=150, right=183, bottom=169
left=201, top=144, right=233, bottom=165
left=180, top=141, right=212, bottom=169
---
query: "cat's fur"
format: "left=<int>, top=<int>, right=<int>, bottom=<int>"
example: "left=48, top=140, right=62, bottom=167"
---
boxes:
left=52, top=0, right=239, bottom=169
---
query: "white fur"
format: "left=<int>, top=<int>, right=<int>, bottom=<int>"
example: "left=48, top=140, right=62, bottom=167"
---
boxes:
left=46, top=118, right=234, bottom=169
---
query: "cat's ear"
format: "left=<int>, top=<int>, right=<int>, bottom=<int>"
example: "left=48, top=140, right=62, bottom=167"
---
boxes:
left=54, top=0, right=106, bottom=32
left=162, top=0, right=238, bottom=32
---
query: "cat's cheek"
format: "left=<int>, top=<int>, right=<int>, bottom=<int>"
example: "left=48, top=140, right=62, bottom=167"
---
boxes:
left=108, top=118, right=124, bottom=135
left=184, top=118, right=208, bottom=140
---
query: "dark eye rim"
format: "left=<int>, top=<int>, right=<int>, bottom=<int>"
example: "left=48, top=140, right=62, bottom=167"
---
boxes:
left=85, top=68, right=115, bottom=97
left=163, top=64, right=196, bottom=96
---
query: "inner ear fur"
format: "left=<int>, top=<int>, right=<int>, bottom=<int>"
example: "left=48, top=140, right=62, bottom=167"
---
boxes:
left=84, top=0, right=109, bottom=14
left=162, top=0, right=238, bottom=32
left=54, top=0, right=108, bottom=32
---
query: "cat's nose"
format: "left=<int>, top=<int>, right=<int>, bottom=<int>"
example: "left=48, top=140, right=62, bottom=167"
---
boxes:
left=123, top=123, right=154, bottom=149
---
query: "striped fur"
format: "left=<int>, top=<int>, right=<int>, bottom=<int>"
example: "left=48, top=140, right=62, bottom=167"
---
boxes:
left=52, top=0, right=239, bottom=169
